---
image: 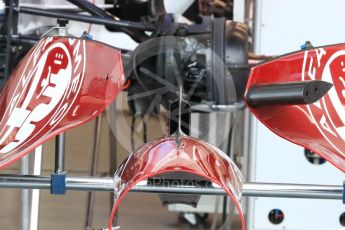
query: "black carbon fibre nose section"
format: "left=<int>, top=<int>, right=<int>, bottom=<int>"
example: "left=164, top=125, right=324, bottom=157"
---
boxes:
left=246, top=80, right=333, bottom=107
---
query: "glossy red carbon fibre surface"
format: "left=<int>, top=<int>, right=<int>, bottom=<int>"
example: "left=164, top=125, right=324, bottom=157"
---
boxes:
left=0, top=36, right=124, bottom=168
left=108, top=135, right=245, bottom=230
left=245, top=44, right=345, bottom=172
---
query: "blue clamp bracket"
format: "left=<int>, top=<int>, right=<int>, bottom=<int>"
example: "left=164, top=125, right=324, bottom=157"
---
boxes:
left=300, top=41, right=313, bottom=50
left=51, top=172, right=66, bottom=195
left=84, top=33, right=93, bottom=40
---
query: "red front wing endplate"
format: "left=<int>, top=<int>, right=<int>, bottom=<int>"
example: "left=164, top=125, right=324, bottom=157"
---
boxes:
left=0, top=36, right=124, bottom=168
left=246, top=44, right=345, bottom=172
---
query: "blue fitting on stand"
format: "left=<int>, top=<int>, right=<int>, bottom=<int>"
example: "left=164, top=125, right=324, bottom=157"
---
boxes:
left=300, top=43, right=307, bottom=50
left=300, top=41, right=313, bottom=50
left=85, top=33, right=93, bottom=40
left=51, top=173, right=66, bottom=195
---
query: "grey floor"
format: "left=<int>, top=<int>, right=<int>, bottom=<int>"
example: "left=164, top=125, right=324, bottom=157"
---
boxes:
left=0, top=104, right=241, bottom=229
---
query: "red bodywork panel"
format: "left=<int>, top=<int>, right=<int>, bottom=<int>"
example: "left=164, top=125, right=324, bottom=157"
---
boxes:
left=246, top=44, right=345, bottom=172
left=0, top=36, right=124, bottom=168
left=109, top=135, right=245, bottom=230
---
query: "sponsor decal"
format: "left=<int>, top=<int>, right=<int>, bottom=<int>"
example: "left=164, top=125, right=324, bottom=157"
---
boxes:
left=302, top=47, right=345, bottom=153
left=0, top=37, right=86, bottom=155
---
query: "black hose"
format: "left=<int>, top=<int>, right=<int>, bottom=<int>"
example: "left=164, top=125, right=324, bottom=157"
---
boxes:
left=67, top=0, right=110, bottom=18
left=4, top=0, right=14, bottom=81
left=17, top=7, right=154, bottom=31
left=67, top=0, right=150, bottom=42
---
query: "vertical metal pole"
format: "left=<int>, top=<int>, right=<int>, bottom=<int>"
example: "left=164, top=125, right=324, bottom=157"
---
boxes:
left=210, top=196, right=220, bottom=230
left=58, top=27, right=67, bottom=36
left=12, top=0, right=19, bottom=35
left=246, top=1, right=261, bottom=227
left=54, top=19, right=67, bottom=176
left=221, top=197, right=227, bottom=225
left=54, top=133, right=65, bottom=174
left=108, top=102, right=118, bottom=224
left=21, top=156, right=30, bottom=230
left=224, top=112, right=237, bottom=230
left=244, top=109, right=258, bottom=228
left=4, top=0, right=14, bottom=81
left=29, top=145, right=43, bottom=230
left=85, top=115, right=102, bottom=229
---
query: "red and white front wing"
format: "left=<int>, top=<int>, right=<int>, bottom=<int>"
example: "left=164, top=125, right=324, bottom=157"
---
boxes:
left=0, top=36, right=124, bottom=168
left=246, top=44, right=345, bottom=173
left=3, top=35, right=345, bottom=229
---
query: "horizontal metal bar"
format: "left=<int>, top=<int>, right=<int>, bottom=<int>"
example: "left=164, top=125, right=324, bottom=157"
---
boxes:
left=132, top=184, right=226, bottom=196
left=67, top=176, right=114, bottom=192
left=132, top=183, right=343, bottom=200
left=0, top=175, right=50, bottom=189
left=0, top=175, right=341, bottom=200
left=16, top=7, right=154, bottom=31
left=242, top=182, right=342, bottom=200
left=19, top=3, right=114, bottom=10
left=191, top=102, right=245, bottom=112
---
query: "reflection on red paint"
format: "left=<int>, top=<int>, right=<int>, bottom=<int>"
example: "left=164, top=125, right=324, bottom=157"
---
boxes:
left=109, top=135, right=245, bottom=230
left=246, top=44, right=345, bottom=172
left=0, top=36, right=124, bottom=168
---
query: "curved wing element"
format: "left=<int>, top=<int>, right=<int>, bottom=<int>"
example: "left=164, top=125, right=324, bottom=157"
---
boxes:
left=108, top=135, right=245, bottom=230
left=0, top=36, right=124, bottom=168
left=246, top=44, right=345, bottom=172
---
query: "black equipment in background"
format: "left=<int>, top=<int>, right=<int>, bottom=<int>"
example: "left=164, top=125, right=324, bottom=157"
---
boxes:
left=125, top=14, right=249, bottom=118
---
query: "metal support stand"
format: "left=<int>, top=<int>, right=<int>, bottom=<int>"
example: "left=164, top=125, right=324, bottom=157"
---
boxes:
left=20, top=147, right=43, bottom=230
left=50, top=19, right=68, bottom=196
left=0, top=175, right=341, bottom=200
left=85, top=116, right=102, bottom=230
left=343, top=181, right=345, bottom=204
left=54, top=133, right=65, bottom=174
left=51, top=133, right=66, bottom=195
left=108, top=102, right=118, bottom=222
left=30, top=146, right=42, bottom=230
left=4, top=0, right=14, bottom=81
left=21, top=156, right=30, bottom=230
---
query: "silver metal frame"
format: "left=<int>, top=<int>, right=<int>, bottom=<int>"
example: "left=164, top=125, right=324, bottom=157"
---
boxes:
left=30, top=145, right=43, bottom=230
left=0, top=175, right=341, bottom=200
left=85, top=115, right=102, bottom=229
left=21, top=157, right=30, bottom=230
left=5, top=3, right=344, bottom=229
